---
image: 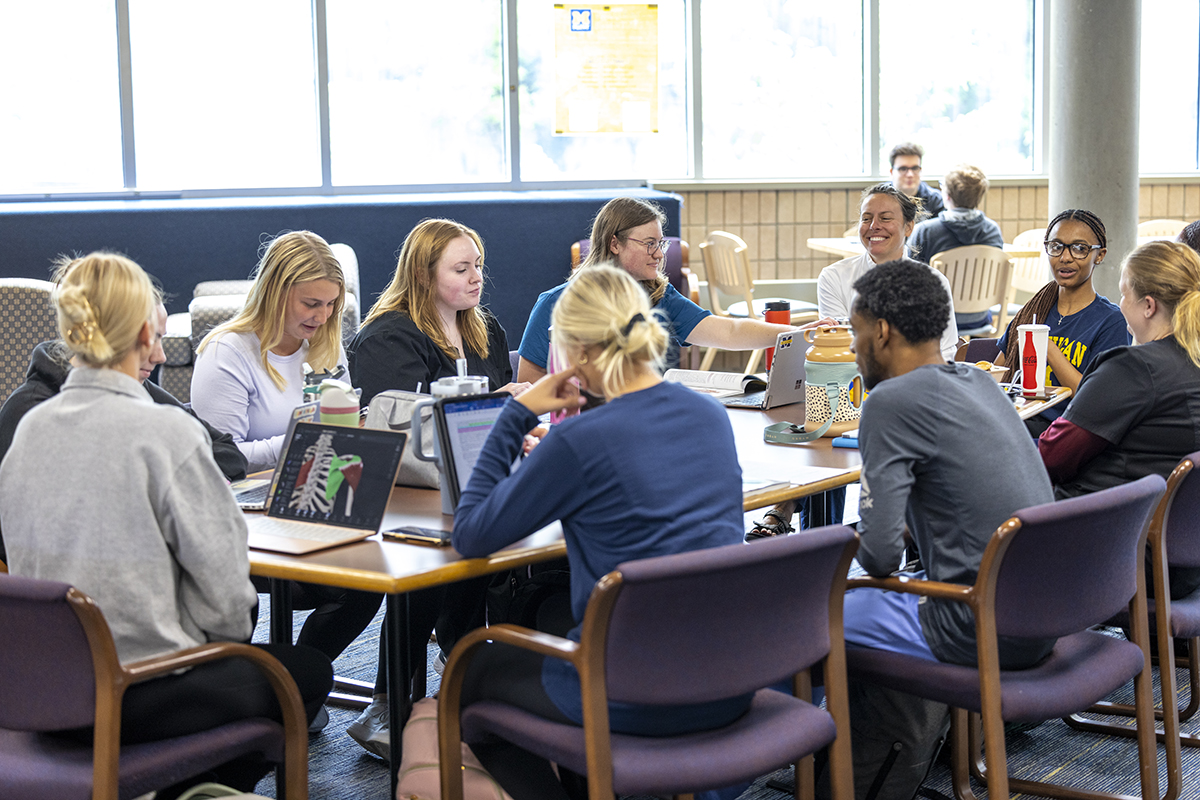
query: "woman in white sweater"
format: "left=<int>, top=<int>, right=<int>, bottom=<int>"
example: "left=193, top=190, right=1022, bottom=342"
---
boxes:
left=0, top=252, right=331, bottom=795
left=190, top=232, right=380, bottom=711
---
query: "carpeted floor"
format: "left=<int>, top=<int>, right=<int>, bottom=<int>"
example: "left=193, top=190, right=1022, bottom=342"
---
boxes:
left=246, top=595, right=1200, bottom=800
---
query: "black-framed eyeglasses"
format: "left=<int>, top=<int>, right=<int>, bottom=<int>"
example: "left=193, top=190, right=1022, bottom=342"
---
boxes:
left=1045, top=240, right=1102, bottom=258
left=624, top=236, right=672, bottom=255
left=894, top=165, right=922, bottom=173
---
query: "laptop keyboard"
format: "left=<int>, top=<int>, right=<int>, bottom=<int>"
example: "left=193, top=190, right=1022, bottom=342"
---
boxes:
left=235, top=484, right=271, bottom=510
left=251, top=516, right=359, bottom=542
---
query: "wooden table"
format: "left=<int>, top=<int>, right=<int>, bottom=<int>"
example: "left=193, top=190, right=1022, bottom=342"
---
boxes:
left=1012, top=384, right=1072, bottom=420
left=806, top=237, right=1042, bottom=261
left=246, top=402, right=859, bottom=792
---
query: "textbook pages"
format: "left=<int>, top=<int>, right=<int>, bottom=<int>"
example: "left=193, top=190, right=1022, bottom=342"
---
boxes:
left=664, top=369, right=766, bottom=398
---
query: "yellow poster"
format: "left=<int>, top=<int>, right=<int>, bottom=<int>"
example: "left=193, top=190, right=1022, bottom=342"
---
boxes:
left=554, top=4, right=659, bottom=134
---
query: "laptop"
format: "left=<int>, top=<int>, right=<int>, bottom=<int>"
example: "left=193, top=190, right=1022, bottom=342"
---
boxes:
left=720, top=331, right=807, bottom=410
left=245, top=422, right=407, bottom=554
left=231, top=401, right=320, bottom=510
left=432, top=392, right=513, bottom=507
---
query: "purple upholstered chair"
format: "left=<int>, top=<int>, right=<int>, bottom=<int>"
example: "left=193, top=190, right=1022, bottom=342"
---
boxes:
left=1067, top=452, right=1200, bottom=800
left=0, top=574, right=309, bottom=800
left=844, top=475, right=1166, bottom=800
left=438, top=525, right=860, bottom=800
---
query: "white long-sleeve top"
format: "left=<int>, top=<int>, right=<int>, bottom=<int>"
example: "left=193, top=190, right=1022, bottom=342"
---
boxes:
left=817, top=251, right=960, bottom=361
left=0, top=367, right=257, bottom=665
left=190, top=330, right=347, bottom=471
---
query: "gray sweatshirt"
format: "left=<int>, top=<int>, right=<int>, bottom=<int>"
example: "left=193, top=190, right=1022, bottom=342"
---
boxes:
left=0, top=367, right=256, bottom=665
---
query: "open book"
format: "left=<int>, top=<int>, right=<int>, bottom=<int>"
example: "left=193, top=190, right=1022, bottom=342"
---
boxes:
left=664, top=369, right=766, bottom=398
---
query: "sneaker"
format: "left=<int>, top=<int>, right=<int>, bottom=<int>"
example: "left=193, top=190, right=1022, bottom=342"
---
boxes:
left=347, top=694, right=390, bottom=760
left=434, top=650, right=447, bottom=676
left=307, top=704, right=330, bottom=734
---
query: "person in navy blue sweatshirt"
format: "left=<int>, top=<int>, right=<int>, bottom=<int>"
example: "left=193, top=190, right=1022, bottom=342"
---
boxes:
left=452, top=265, right=748, bottom=800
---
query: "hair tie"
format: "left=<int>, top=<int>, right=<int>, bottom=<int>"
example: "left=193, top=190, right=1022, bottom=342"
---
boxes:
left=66, top=320, right=95, bottom=346
left=621, top=312, right=645, bottom=337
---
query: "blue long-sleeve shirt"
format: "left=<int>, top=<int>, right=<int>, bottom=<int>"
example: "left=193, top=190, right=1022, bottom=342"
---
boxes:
left=453, top=380, right=751, bottom=733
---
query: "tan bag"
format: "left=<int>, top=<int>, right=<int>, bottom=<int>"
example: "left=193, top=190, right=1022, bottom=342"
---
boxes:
left=363, top=390, right=440, bottom=489
left=396, top=697, right=513, bottom=800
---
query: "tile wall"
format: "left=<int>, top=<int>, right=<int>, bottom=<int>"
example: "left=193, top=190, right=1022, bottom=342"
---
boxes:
left=671, top=181, right=1200, bottom=284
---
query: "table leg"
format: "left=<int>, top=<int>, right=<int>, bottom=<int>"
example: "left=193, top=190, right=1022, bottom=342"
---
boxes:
left=268, top=578, right=293, bottom=644
left=387, top=592, right=413, bottom=799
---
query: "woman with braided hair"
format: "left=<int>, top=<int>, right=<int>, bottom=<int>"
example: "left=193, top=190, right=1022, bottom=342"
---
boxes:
left=994, top=209, right=1130, bottom=436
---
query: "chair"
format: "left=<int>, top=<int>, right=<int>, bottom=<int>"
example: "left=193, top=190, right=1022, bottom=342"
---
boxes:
left=842, top=225, right=858, bottom=238
left=0, top=573, right=308, bottom=800
left=438, top=526, right=860, bottom=800
left=571, top=236, right=700, bottom=305
left=159, top=242, right=362, bottom=403
left=1066, top=452, right=1200, bottom=800
left=953, top=337, right=1000, bottom=364
left=993, top=228, right=1050, bottom=334
left=0, top=279, right=59, bottom=407
left=844, top=475, right=1166, bottom=800
left=929, top=245, right=1012, bottom=338
left=1138, top=219, right=1188, bottom=238
left=699, top=231, right=820, bottom=373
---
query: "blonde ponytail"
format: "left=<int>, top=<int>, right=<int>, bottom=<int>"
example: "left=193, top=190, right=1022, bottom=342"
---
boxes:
left=551, top=265, right=668, bottom=398
left=1123, top=241, right=1200, bottom=368
left=51, top=252, right=156, bottom=368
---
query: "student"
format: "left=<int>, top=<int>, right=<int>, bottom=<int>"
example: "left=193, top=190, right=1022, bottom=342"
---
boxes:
left=1040, top=241, right=1200, bottom=597
left=454, top=266, right=748, bottom=800
left=192, top=230, right=348, bottom=472
left=748, top=184, right=958, bottom=540
left=516, top=196, right=797, bottom=383
left=0, top=252, right=332, bottom=797
left=190, top=231, right=380, bottom=725
left=345, top=218, right=528, bottom=759
left=1178, top=220, right=1200, bottom=252
left=349, top=218, right=528, bottom=404
left=826, top=259, right=1055, bottom=800
left=994, top=209, right=1130, bottom=437
left=889, top=142, right=945, bottom=218
left=0, top=300, right=246, bottom=564
left=908, top=164, right=1004, bottom=333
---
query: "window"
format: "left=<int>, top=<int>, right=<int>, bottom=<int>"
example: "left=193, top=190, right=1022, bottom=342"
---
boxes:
left=700, top=0, right=864, bottom=179
left=878, top=0, right=1035, bottom=176
left=1139, top=0, right=1199, bottom=173
left=0, top=1, right=123, bottom=193
left=128, top=0, right=321, bottom=190
left=517, top=0, right=689, bottom=181
left=326, top=1, right=508, bottom=186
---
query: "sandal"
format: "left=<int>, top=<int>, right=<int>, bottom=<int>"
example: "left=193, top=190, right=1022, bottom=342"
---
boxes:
left=745, top=510, right=795, bottom=541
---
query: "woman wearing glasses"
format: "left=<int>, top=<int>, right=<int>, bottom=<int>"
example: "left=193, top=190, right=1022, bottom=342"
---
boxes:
left=517, top=196, right=800, bottom=382
left=994, top=209, right=1130, bottom=436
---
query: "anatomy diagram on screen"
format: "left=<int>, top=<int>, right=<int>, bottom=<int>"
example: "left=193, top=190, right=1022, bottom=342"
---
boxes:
left=288, top=432, right=363, bottom=516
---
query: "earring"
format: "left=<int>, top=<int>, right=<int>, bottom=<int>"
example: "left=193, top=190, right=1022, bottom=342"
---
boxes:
left=578, top=353, right=589, bottom=365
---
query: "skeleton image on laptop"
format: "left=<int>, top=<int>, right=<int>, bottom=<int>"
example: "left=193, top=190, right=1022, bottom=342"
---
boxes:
left=289, top=431, right=364, bottom=516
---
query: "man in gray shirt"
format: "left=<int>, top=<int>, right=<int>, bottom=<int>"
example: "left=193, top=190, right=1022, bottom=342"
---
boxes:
left=827, top=259, right=1055, bottom=800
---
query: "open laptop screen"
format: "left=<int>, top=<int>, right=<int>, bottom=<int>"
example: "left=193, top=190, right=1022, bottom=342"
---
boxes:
left=435, top=393, right=511, bottom=506
left=267, top=422, right=405, bottom=530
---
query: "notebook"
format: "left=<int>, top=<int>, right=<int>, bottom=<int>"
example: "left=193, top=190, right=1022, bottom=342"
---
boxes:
left=245, top=422, right=407, bottom=554
left=720, top=331, right=807, bottom=410
left=231, top=401, right=320, bottom=510
left=432, top=393, right=512, bottom=507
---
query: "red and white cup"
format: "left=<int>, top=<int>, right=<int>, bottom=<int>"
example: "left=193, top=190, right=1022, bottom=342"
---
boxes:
left=1016, top=323, right=1050, bottom=398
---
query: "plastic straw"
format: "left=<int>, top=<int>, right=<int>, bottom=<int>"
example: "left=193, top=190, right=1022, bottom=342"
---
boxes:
left=456, top=357, right=467, bottom=377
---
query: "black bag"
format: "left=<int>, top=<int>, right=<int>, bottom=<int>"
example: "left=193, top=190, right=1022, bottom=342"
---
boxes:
left=486, top=556, right=572, bottom=633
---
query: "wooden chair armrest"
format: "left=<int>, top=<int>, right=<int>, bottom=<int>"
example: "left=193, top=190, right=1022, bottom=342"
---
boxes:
left=683, top=268, right=701, bottom=305
left=122, top=642, right=308, bottom=800
left=847, top=574, right=974, bottom=603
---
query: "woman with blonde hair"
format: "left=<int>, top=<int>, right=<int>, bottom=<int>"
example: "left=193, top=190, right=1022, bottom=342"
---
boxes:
left=0, top=252, right=331, bottom=795
left=517, top=196, right=800, bottom=383
left=192, top=230, right=347, bottom=471
left=452, top=265, right=749, bottom=800
left=350, top=218, right=526, bottom=405
left=191, top=232, right=377, bottom=726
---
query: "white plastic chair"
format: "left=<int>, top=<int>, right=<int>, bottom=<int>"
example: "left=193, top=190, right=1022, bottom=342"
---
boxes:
left=1138, top=219, right=1188, bottom=238
left=929, top=245, right=1013, bottom=338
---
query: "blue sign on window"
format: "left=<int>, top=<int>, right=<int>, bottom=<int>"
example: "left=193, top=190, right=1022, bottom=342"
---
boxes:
left=570, top=9, right=592, bottom=31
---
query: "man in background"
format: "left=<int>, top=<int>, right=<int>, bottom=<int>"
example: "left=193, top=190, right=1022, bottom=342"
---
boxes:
left=889, top=142, right=944, bottom=218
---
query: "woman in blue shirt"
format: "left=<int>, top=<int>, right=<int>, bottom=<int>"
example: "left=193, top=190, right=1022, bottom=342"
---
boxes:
left=455, top=266, right=748, bottom=800
left=994, top=209, right=1130, bottom=436
left=516, top=196, right=796, bottom=382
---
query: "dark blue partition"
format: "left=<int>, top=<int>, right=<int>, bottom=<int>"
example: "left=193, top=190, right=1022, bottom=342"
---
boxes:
left=0, top=188, right=681, bottom=340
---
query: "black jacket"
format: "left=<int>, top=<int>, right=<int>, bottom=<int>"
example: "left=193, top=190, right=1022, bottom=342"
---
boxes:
left=0, top=342, right=248, bottom=562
